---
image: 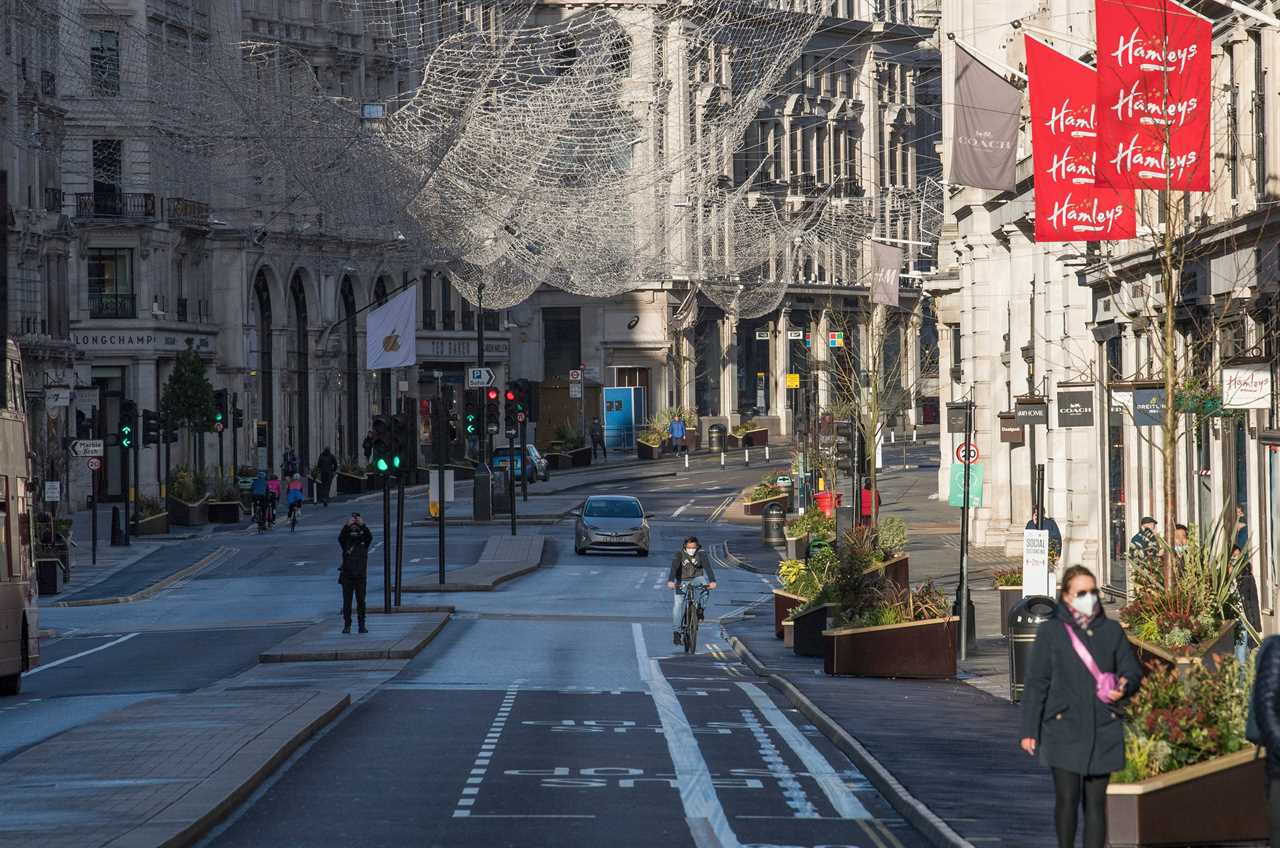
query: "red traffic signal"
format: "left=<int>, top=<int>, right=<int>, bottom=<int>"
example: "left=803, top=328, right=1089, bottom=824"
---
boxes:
left=504, top=389, right=516, bottom=402
left=486, top=388, right=499, bottom=401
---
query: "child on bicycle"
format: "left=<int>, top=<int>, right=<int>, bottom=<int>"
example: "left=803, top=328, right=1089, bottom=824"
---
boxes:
left=667, top=535, right=716, bottom=645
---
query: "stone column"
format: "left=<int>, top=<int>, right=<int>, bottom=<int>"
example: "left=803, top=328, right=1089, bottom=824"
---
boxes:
left=774, top=307, right=790, bottom=434
left=721, top=315, right=737, bottom=423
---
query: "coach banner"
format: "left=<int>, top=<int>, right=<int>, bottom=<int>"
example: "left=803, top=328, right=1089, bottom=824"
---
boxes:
left=1095, top=0, right=1211, bottom=191
left=950, top=46, right=1021, bottom=191
left=1025, top=35, right=1136, bottom=242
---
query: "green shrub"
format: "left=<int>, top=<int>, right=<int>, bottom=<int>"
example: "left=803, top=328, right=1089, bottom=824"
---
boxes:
left=135, top=496, right=165, bottom=519
left=992, top=566, right=1023, bottom=587
left=552, top=422, right=585, bottom=450
left=786, top=510, right=835, bottom=540
left=168, top=466, right=206, bottom=502
left=876, top=516, right=908, bottom=557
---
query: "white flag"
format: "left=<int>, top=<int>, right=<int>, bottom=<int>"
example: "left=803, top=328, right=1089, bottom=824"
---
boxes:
left=871, top=241, right=902, bottom=307
left=366, top=287, right=417, bottom=370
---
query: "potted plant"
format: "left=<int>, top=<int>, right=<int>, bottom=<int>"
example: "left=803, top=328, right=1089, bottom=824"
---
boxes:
left=728, top=418, right=769, bottom=449
left=206, top=471, right=243, bottom=523
left=336, top=461, right=367, bottom=495
left=1119, top=520, right=1245, bottom=675
left=869, top=515, right=910, bottom=592
left=993, top=566, right=1023, bottom=636
left=35, top=514, right=73, bottom=577
left=636, top=427, right=665, bottom=461
left=774, top=551, right=836, bottom=640
left=742, top=473, right=787, bottom=515
left=166, top=466, right=208, bottom=526
left=133, top=495, right=169, bottom=535
left=824, top=580, right=958, bottom=679
left=1107, top=655, right=1264, bottom=846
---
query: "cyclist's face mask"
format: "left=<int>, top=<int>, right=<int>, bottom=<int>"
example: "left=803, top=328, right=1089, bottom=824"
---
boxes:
left=685, top=546, right=697, bottom=556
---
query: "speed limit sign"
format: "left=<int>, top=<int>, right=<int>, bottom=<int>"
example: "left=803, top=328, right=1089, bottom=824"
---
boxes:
left=955, top=443, right=980, bottom=464
left=87, top=457, right=103, bottom=471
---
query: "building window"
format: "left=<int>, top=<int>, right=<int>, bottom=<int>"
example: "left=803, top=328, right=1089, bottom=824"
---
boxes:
left=90, top=30, right=120, bottom=96
left=948, top=323, right=961, bottom=381
left=1228, top=48, right=1239, bottom=203
left=1254, top=30, right=1267, bottom=201
left=86, top=248, right=135, bottom=318
left=93, top=139, right=121, bottom=199
left=421, top=275, right=435, bottom=330
left=461, top=296, right=475, bottom=332
left=482, top=309, right=500, bottom=332
left=441, top=275, right=454, bottom=331
left=542, top=307, right=581, bottom=381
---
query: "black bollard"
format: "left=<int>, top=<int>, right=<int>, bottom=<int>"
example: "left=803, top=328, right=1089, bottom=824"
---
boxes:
left=110, top=505, right=124, bottom=546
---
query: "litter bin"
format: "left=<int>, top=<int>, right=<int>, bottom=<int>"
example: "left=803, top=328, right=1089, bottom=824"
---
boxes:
left=815, top=490, right=835, bottom=518
left=762, top=502, right=785, bottom=546
left=708, top=424, right=727, bottom=453
left=1008, top=595, right=1057, bottom=702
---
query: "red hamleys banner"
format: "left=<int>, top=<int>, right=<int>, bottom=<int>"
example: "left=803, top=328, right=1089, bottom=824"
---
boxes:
left=1095, top=0, right=1211, bottom=191
left=1026, top=36, right=1136, bottom=242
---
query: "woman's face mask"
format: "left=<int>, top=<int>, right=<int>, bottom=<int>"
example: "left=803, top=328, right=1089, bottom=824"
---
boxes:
left=1069, top=592, right=1098, bottom=617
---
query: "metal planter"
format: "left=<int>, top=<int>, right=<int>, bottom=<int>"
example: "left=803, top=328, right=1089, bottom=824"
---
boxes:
left=772, top=589, right=806, bottom=639
left=823, top=617, right=959, bottom=678
left=792, top=603, right=840, bottom=657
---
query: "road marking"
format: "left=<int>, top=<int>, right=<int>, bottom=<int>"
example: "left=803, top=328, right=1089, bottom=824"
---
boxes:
left=739, top=707, right=820, bottom=818
left=24, top=632, right=140, bottom=676
left=737, top=682, right=872, bottom=820
left=453, top=684, right=518, bottom=818
left=672, top=500, right=695, bottom=517
left=707, top=496, right=734, bottom=523
left=633, top=623, right=742, bottom=848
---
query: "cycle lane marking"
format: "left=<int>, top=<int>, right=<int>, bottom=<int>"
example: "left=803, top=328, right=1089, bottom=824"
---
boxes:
left=452, top=684, right=519, bottom=818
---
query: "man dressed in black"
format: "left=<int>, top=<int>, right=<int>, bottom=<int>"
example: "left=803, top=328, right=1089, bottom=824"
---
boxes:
left=338, top=513, right=374, bottom=634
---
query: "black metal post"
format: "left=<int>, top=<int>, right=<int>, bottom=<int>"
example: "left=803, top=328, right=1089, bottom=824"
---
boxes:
left=1036, top=463, right=1045, bottom=532
left=396, top=475, right=406, bottom=604
left=232, top=392, right=239, bottom=481
left=959, top=399, right=973, bottom=661
left=382, top=475, right=391, bottom=614
left=90, top=488, right=97, bottom=566
left=520, top=419, right=529, bottom=502
left=509, top=432, right=517, bottom=537
left=218, top=429, right=225, bottom=480
left=162, top=424, right=171, bottom=500
left=476, top=283, right=486, bottom=467
left=436, top=455, right=446, bottom=586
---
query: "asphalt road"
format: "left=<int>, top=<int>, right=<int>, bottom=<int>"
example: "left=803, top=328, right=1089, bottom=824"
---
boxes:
left=15, top=453, right=931, bottom=847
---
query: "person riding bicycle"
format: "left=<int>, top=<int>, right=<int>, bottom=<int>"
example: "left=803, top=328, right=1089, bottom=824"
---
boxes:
left=266, top=474, right=282, bottom=528
left=286, top=473, right=306, bottom=524
left=667, top=535, right=716, bottom=645
left=250, top=472, right=270, bottom=527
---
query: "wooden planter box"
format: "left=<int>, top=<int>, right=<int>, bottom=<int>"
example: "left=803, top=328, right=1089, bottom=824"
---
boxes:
left=772, top=589, right=806, bottom=639
left=133, top=511, right=169, bottom=536
left=336, top=473, right=367, bottom=496
left=784, top=533, right=808, bottom=560
left=207, top=500, right=241, bottom=524
left=636, top=440, right=664, bottom=460
left=869, top=554, right=909, bottom=593
left=793, top=603, right=840, bottom=657
left=544, top=453, right=571, bottom=471
left=167, top=495, right=208, bottom=526
left=727, top=428, right=768, bottom=449
left=1107, top=747, right=1266, bottom=847
left=569, top=446, right=593, bottom=467
left=743, top=494, right=787, bottom=516
left=998, top=585, right=1022, bottom=636
left=1128, top=620, right=1237, bottom=677
left=824, top=616, right=959, bottom=679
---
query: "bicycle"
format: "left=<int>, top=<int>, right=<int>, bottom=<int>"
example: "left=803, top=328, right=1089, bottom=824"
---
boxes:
left=253, top=498, right=269, bottom=534
left=288, top=501, right=301, bottom=533
left=675, top=582, right=708, bottom=654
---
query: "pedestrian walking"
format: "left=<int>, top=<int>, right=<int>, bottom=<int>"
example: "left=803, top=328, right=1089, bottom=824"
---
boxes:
left=1248, top=634, right=1280, bottom=847
left=338, top=512, right=374, bottom=634
left=589, top=416, right=607, bottom=460
left=669, top=414, right=687, bottom=454
left=1237, top=549, right=1263, bottom=651
left=316, top=447, right=338, bottom=507
left=1020, top=565, right=1143, bottom=848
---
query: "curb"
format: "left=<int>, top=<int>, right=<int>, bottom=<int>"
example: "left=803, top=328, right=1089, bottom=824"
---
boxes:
left=402, top=561, right=541, bottom=592
left=720, top=540, right=773, bottom=575
left=726, top=634, right=975, bottom=848
left=532, top=469, right=677, bottom=494
left=408, top=517, right=563, bottom=527
left=259, top=613, right=450, bottom=663
left=52, top=547, right=236, bottom=607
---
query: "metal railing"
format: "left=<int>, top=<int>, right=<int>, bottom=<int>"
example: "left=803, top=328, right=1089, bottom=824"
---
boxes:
left=166, top=197, right=209, bottom=227
left=75, top=192, right=156, bottom=219
left=88, top=291, right=136, bottom=319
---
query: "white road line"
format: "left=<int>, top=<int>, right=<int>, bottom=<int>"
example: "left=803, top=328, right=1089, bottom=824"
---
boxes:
left=24, top=632, right=140, bottom=676
left=633, top=624, right=742, bottom=848
left=737, top=682, right=872, bottom=820
left=740, top=707, right=820, bottom=818
left=672, top=500, right=695, bottom=518
left=453, top=684, right=518, bottom=818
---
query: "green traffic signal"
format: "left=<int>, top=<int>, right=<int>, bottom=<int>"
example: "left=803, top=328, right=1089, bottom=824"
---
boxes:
left=376, top=457, right=389, bottom=472
left=392, top=455, right=402, bottom=469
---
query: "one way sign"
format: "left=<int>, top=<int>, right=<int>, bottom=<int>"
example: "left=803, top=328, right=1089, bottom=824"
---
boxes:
left=466, top=367, right=495, bottom=389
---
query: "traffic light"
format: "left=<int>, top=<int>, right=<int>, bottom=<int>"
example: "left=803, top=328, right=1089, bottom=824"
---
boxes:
left=503, top=382, right=518, bottom=434
left=835, top=420, right=854, bottom=474
left=388, top=412, right=409, bottom=471
left=369, top=415, right=392, bottom=472
left=213, top=389, right=228, bottom=427
left=485, top=387, right=500, bottom=435
left=256, top=420, right=268, bottom=448
left=142, top=409, right=161, bottom=446
left=464, top=391, right=479, bottom=437
left=118, top=399, right=137, bottom=450
left=165, top=419, right=179, bottom=444
left=232, top=405, right=244, bottom=429
left=518, top=378, right=539, bottom=423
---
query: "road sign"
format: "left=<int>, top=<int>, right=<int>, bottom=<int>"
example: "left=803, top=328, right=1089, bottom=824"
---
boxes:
left=44, top=481, right=61, bottom=502
left=70, top=439, right=105, bottom=458
left=214, top=422, right=225, bottom=433
left=786, top=330, right=804, bottom=340
left=569, top=383, right=583, bottom=399
left=466, top=367, right=496, bottom=389
left=755, top=329, right=770, bottom=340
left=87, top=457, right=103, bottom=471
left=785, top=373, right=800, bottom=389
left=516, top=411, right=526, bottom=423
left=955, top=442, right=980, bottom=464
left=568, top=369, right=582, bottom=382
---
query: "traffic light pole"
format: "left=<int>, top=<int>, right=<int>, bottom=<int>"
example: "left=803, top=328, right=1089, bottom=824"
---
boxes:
left=508, top=431, right=517, bottom=537
left=383, top=474, right=392, bottom=614
left=218, top=428, right=225, bottom=479
left=122, top=441, right=130, bottom=546
left=232, top=393, right=240, bottom=483
left=520, top=420, right=528, bottom=502
left=476, top=283, right=486, bottom=467
left=396, top=474, right=407, bottom=603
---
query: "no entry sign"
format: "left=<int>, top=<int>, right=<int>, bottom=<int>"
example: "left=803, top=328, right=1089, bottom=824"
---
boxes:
left=955, top=442, right=980, bottom=464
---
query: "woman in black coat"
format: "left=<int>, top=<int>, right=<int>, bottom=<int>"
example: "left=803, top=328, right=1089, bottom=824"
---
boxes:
left=1020, top=565, right=1144, bottom=848
left=1253, top=635, right=1280, bottom=847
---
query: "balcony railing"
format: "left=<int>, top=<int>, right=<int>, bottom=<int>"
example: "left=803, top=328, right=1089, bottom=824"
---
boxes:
left=166, top=197, right=209, bottom=227
left=176, top=298, right=188, bottom=323
left=43, top=187, right=63, bottom=213
left=75, top=192, right=157, bottom=220
left=89, top=292, right=136, bottom=319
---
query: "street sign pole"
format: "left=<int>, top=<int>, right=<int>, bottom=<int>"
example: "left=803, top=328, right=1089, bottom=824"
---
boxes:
left=231, top=392, right=239, bottom=484
left=509, top=431, right=518, bottom=537
left=520, top=418, right=529, bottom=502
left=383, top=473, right=392, bottom=615
left=90, top=469, right=97, bottom=566
left=959, top=398, right=973, bottom=662
left=477, top=283, right=486, bottom=468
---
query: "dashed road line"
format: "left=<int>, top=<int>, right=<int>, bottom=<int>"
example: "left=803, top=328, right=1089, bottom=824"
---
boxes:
left=739, top=707, right=820, bottom=818
left=452, top=684, right=518, bottom=818
left=737, top=681, right=872, bottom=820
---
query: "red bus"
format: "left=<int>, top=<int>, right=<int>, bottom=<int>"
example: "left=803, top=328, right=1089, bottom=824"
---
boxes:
left=0, top=340, right=39, bottom=694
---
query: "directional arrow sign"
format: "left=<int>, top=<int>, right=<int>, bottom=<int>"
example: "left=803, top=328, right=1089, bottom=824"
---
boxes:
left=466, top=367, right=495, bottom=389
left=70, top=439, right=105, bottom=458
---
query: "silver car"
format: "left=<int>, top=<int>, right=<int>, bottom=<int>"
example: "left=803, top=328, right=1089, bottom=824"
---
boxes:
left=573, top=495, right=650, bottom=556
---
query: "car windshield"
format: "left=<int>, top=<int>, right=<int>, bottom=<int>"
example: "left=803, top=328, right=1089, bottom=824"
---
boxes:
left=583, top=499, right=643, bottom=519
